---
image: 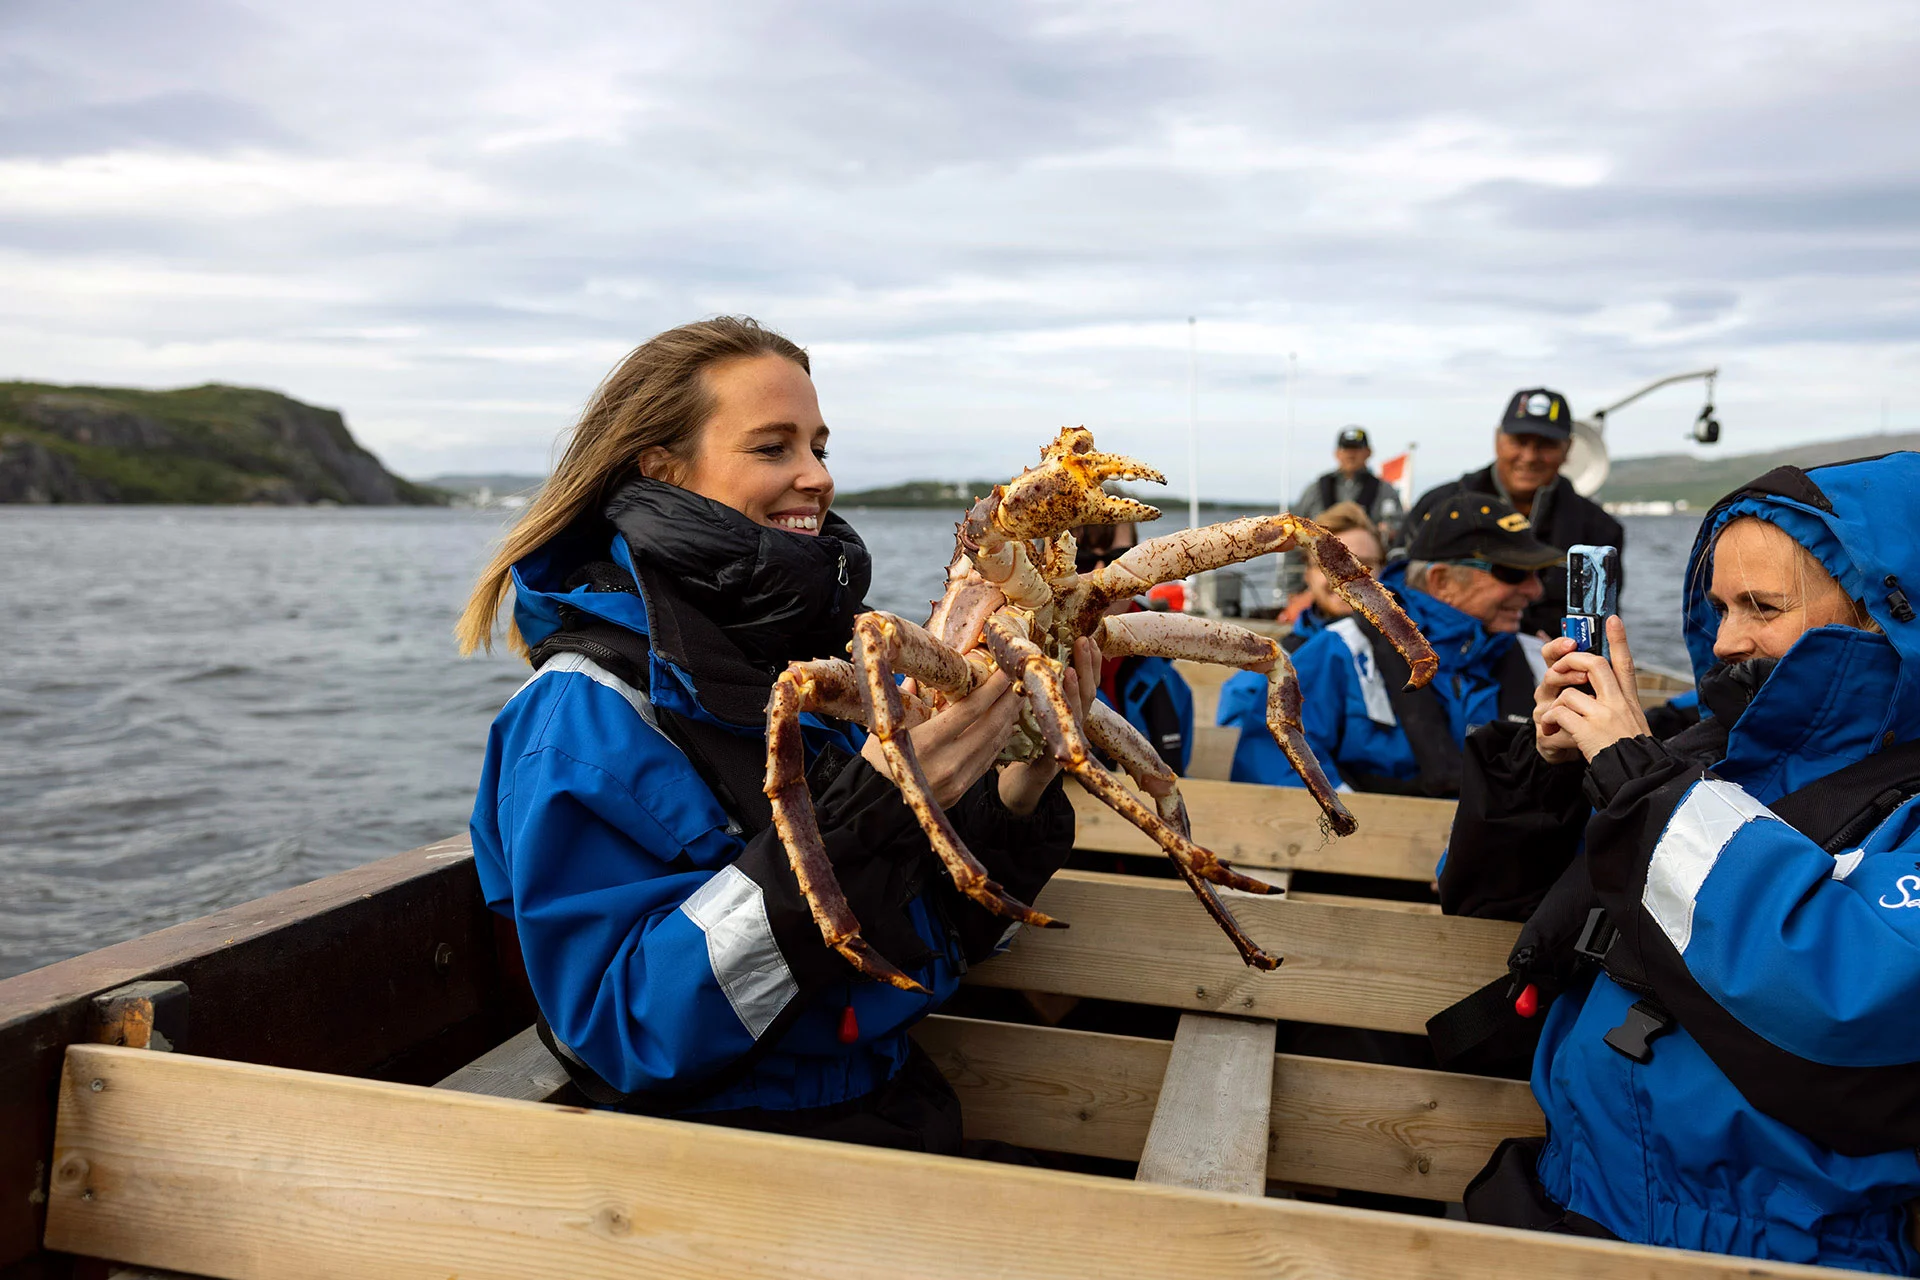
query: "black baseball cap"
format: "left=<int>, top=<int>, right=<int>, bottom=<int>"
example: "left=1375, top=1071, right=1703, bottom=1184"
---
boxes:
left=1335, top=426, right=1370, bottom=449
left=1501, top=388, right=1574, bottom=442
left=1408, top=493, right=1562, bottom=570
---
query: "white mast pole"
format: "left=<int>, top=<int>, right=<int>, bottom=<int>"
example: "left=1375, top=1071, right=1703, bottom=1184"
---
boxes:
left=1185, top=316, right=1200, bottom=613
left=1283, top=350, right=1297, bottom=510
left=1187, top=317, right=1200, bottom=532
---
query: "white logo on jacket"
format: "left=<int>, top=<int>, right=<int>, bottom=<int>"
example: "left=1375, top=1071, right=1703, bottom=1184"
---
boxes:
left=1880, top=874, right=1920, bottom=909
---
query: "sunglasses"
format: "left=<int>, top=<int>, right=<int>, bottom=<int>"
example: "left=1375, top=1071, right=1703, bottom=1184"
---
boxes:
left=1447, top=558, right=1537, bottom=585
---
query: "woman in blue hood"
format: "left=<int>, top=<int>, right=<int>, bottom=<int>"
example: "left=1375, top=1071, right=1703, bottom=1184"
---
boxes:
left=1448, top=457, right=1920, bottom=1273
left=457, top=317, right=1088, bottom=1150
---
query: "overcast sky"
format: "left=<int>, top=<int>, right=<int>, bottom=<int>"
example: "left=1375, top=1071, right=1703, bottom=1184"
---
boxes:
left=3, top=0, right=1916, bottom=500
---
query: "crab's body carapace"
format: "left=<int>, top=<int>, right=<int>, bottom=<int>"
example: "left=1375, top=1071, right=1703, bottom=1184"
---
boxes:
left=764, top=426, right=1438, bottom=991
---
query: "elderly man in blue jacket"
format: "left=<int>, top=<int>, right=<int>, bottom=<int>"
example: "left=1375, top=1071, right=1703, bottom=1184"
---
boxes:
left=1219, top=493, right=1559, bottom=797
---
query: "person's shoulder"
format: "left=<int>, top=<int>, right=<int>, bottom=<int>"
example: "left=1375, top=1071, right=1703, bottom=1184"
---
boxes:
left=494, top=654, right=679, bottom=768
left=1560, top=485, right=1625, bottom=539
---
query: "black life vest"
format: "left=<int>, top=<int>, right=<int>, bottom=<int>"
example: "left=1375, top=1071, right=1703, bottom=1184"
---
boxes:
left=1317, top=469, right=1384, bottom=517
left=1428, top=730, right=1920, bottom=1074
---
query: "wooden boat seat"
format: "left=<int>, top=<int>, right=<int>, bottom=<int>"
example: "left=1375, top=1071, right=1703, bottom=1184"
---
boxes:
left=427, top=866, right=1527, bottom=1204
left=44, top=1043, right=1841, bottom=1279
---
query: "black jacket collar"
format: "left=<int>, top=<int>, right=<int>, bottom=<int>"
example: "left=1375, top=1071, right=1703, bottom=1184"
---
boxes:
left=602, top=478, right=873, bottom=724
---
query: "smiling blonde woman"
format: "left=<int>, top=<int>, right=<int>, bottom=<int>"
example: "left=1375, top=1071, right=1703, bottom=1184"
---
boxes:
left=459, top=317, right=1092, bottom=1148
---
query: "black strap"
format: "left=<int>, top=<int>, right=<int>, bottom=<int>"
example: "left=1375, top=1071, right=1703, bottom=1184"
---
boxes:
left=1425, top=975, right=1533, bottom=1073
left=528, top=583, right=778, bottom=838
left=1355, top=470, right=1382, bottom=515
left=1347, top=620, right=1537, bottom=798
left=1766, top=738, right=1920, bottom=852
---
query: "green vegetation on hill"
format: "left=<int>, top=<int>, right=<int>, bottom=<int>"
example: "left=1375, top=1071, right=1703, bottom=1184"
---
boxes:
left=836, top=479, right=1003, bottom=507
left=0, top=382, right=445, bottom=505
left=1599, top=431, right=1920, bottom=510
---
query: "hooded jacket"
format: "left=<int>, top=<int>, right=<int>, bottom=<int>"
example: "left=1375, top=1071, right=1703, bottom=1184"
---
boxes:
left=1216, top=562, right=1545, bottom=795
left=468, top=483, right=1073, bottom=1116
left=1519, top=455, right=1920, bottom=1273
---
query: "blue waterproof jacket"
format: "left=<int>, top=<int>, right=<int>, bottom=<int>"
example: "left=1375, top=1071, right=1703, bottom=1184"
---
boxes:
left=1217, top=563, right=1544, bottom=791
left=469, top=529, right=1071, bottom=1115
left=1531, top=454, right=1920, bottom=1272
left=1098, top=655, right=1193, bottom=775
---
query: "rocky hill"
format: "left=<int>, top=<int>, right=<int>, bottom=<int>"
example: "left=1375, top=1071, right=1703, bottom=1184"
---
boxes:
left=0, top=382, right=445, bottom=505
left=1599, top=431, right=1920, bottom=509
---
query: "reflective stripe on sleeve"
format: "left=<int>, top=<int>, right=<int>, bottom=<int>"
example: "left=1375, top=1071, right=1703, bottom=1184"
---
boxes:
left=680, top=865, right=800, bottom=1039
left=1643, top=778, right=1775, bottom=954
left=511, top=651, right=658, bottom=729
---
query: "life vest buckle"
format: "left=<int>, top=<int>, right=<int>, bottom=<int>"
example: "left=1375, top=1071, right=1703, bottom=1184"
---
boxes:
left=1602, top=999, right=1675, bottom=1063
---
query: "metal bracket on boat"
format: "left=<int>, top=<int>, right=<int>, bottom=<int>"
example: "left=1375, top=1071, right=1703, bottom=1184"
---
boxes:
left=89, top=980, right=189, bottom=1054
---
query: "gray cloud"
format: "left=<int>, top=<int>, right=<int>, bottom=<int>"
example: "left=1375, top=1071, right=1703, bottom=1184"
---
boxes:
left=0, top=91, right=297, bottom=158
left=0, top=0, right=1915, bottom=493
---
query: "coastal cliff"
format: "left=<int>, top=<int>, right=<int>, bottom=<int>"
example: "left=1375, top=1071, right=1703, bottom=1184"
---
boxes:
left=0, top=382, right=444, bottom=505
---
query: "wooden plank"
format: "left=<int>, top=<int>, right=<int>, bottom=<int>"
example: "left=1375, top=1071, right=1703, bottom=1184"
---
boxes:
left=911, top=1017, right=1167, bottom=1164
left=966, top=870, right=1517, bottom=1034
left=912, top=1015, right=1544, bottom=1203
left=1071, top=778, right=1452, bottom=883
left=1268, top=1051, right=1544, bottom=1199
left=46, top=1045, right=1838, bottom=1280
left=433, top=1025, right=570, bottom=1103
left=0, top=836, right=518, bottom=1274
left=1134, top=1014, right=1277, bottom=1196
left=1186, top=725, right=1239, bottom=781
left=1285, top=892, right=1439, bottom=915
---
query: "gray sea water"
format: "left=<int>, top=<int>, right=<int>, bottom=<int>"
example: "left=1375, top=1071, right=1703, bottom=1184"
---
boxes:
left=0, top=505, right=1701, bottom=978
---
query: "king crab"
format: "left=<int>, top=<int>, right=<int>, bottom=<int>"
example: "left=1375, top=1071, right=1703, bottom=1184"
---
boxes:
left=764, top=427, right=1438, bottom=991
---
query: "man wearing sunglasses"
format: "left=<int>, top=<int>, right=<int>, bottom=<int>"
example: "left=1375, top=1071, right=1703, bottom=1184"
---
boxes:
left=1221, top=494, right=1558, bottom=798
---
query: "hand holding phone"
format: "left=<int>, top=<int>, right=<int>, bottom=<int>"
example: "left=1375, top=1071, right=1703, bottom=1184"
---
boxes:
left=1562, top=544, right=1620, bottom=659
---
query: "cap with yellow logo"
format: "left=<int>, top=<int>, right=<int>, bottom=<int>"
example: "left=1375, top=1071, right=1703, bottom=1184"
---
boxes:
left=1407, top=493, right=1564, bottom=570
left=1500, top=387, right=1574, bottom=442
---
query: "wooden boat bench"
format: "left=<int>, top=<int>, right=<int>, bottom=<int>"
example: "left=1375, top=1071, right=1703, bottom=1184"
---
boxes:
left=428, top=866, right=1533, bottom=1202
left=16, top=830, right=1890, bottom=1276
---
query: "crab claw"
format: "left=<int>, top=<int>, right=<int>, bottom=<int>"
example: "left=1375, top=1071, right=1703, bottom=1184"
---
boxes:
left=987, top=426, right=1166, bottom=541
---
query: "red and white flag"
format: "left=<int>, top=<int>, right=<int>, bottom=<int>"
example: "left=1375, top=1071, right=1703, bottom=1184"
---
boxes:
left=1379, top=451, right=1414, bottom=508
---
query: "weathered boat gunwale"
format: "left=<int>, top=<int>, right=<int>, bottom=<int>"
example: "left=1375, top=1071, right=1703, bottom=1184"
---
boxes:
left=0, top=835, right=527, bottom=1279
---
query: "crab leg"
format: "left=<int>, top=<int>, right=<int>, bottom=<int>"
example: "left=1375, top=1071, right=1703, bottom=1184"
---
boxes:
left=1085, top=701, right=1282, bottom=970
left=766, top=659, right=927, bottom=993
left=1079, top=515, right=1439, bottom=689
left=980, top=613, right=1283, bottom=916
left=1092, top=612, right=1357, bottom=835
left=849, top=614, right=1063, bottom=932
left=926, top=555, right=1007, bottom=653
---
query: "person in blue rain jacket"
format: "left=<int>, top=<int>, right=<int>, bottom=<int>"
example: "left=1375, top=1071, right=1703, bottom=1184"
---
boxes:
left=1217, top=493, right=1557, bottom=797
left=457, top=318, right=1087, bottom=1151
left=1446, top=455, right=1920, bottom=1273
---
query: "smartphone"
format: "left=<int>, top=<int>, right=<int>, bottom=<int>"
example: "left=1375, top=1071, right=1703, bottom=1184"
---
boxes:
left=1563, top=545, right=1620, bottom=657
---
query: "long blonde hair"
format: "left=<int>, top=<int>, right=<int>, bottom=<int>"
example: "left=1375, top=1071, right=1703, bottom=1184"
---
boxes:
left=455, top=316, right=809, bottom=656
